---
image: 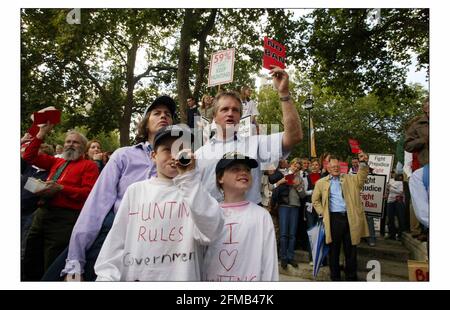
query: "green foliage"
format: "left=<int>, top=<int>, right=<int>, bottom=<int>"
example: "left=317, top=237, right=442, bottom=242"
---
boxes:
left=21, top=8, right=428, bottom=154
left=296, top=9, right=429, bottom=99
left=39, top=125, right=120, bottom=153
left=257, top=70, right=427, bottom=161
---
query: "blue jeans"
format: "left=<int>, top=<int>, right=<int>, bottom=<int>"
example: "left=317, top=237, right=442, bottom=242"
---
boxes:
left=278, top=205, right=299, bottom=261
left=42, top=208, right=115, bottom=281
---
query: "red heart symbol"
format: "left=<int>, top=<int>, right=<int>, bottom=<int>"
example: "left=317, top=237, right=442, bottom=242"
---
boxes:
left=219, top=249, right=238, bottom=271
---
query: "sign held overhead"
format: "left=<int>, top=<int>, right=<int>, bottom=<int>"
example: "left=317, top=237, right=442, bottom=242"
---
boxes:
left=208, top=48, right=235, bottom=87
left=263, top=37, right=286, bottom=69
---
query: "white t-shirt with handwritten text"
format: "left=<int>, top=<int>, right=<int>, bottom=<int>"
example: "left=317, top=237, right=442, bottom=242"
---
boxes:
left=94, top=171, right=224, bottom=281
left=195, top=132, right=286, bottom=204
left=202, top=201, right=279, bottom=281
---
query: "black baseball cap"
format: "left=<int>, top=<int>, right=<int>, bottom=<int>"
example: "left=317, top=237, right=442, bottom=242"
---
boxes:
left=143, top=95, right=177, bottom=118
left=215, top=152, right=258, bottom=174
left=153, top=125, right=193, bottom=150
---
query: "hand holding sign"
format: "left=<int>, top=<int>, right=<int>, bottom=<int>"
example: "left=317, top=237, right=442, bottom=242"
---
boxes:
left=358, top=151, right=369, bottom=162
left=29, top=106, right=61, bottom=138
left=269, top=66, right=290, bottom=97
left=263, top=37, right=286, bottom=69
left=348, top=139, right=361, bottom=154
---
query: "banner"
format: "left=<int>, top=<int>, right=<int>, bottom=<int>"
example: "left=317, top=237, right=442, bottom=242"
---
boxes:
left=361, top=174, right=386, bottom=217
left=208, top=48, right=235, bottom=87
left=263, top=37, right=286, bottom=69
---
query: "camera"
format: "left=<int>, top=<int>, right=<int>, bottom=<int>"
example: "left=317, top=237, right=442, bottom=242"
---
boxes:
left=177, top=151, right=192, bottom=166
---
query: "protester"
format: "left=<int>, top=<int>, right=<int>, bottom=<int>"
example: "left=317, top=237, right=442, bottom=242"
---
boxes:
left=85, top=139, right=104, bottom=172
left=43, top=96, right=176, bottom=281
left=21, top=143, right=54, bottom=257
left=240, top=86, right=259, bottom=130
left=404, top=96, right=429, bottom=242
left=276, top=159, right=305, bottom=269
left=202, top=152, right=278, bottom=281
left=200, top=94, right=214, bottom=121
left=349, top=157, right=359, bottom=174
left=22, top=125, right=99, bottom=280
left=312, top=152, right=370, bottom=281
left=94, top=125, right=224, bottom=281
left=386, top=172, right=407, bottom=240
left=195, top=66, right=302, bottom=205
left=187, top=96, right=200, bottom=129
left=55, top=144, right=64, bottom=158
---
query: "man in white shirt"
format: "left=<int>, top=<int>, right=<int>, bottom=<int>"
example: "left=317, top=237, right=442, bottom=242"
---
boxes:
left=195, top=66, right=303, bottom=204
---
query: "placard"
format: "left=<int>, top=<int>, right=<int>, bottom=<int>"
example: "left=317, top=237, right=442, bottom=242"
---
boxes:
left=361, top=174, right=386, bottom=217
left=208, top=48, right=235, bottom=87
left=238, top=115, right=252, bottom=138
left=368, top=153, right=394, bottom=183
left=263, top=37, right=286, bottom=69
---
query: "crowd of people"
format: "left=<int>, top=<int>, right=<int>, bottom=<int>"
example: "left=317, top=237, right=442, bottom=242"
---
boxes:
left=20, top=66, right=429, bottom=282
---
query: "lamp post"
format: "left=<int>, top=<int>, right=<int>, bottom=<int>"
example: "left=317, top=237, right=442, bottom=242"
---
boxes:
left=304, top=96, right=314, bottom=160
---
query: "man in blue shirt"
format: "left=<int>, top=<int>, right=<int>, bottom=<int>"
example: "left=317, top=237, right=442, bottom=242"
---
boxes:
left=312, top=152, right=370, bottom=281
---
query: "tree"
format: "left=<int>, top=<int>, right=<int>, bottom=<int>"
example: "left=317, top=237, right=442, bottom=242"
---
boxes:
left=21, top=9, right=180, bottom=146
left=257, top=69, right=427, bottom=160
left=293, top=9, right=429, bottom=99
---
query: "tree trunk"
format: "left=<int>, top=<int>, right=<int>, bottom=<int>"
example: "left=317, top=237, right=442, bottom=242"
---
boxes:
left=193, top=9, right=217, bottom=100
left=177, top=9, right=195, bottom=124
left=119, top=36, right=139, bottom=146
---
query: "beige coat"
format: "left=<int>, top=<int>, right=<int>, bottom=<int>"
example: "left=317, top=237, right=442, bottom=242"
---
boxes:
left=312, top=164, right=370, bottom=245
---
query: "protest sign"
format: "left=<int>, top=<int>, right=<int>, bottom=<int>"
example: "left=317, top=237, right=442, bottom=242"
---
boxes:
left=348, top=139, right=361, bottom=154
left=28, top=107, right=62, bottom=137
left=263, top=37, right=286, bottom=69
left=407, top=260, right=429, bottom=281
left=238, top=115, right=252, bottom=138
left=361, top=174, right=386, bottom=217
left=368, top=153, right=394, bottom=182
left=208, top=48, right=235, bottom=87
left=339, top=161, right=348, bottom=174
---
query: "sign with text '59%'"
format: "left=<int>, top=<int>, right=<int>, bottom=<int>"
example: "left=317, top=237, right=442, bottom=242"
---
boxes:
left=208, top=48, right=235, bottom=87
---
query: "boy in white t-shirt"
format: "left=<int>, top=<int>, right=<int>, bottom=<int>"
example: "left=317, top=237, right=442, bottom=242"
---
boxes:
left=94, top=125, right=224, bottom=281
left=202, top=152, right=279, bottom=281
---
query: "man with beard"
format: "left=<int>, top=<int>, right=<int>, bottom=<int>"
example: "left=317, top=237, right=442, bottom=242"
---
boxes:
left=21, top=126, right=99, bottom=280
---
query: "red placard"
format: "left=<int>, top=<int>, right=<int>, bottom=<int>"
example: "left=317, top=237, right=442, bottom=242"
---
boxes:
left=263, top=37, right=286, bottom=70
left=339, top=162, right=349, bottom=174
left=348, top=139, right=361, bottom=154
left=285, top=173, right=295, bottom=185
left=33, top=109, right=61, bottom=125
left=28, top=108, right=61, bottom=137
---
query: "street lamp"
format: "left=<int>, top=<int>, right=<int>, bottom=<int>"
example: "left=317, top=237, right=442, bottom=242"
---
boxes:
left=303, top=96, right=314, bottom=160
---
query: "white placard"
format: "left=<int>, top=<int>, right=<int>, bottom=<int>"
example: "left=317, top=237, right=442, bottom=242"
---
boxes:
left=238, top=115, right=252, bottom=138
left=368, top=153, right=394, bottom=183
left=208, top=48, right=235, bottom=87
left=360, top=174, right=386, bottom=217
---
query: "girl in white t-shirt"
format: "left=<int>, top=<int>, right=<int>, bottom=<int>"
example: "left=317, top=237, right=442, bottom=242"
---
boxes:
left=202, top=152, right=279, bottom=281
